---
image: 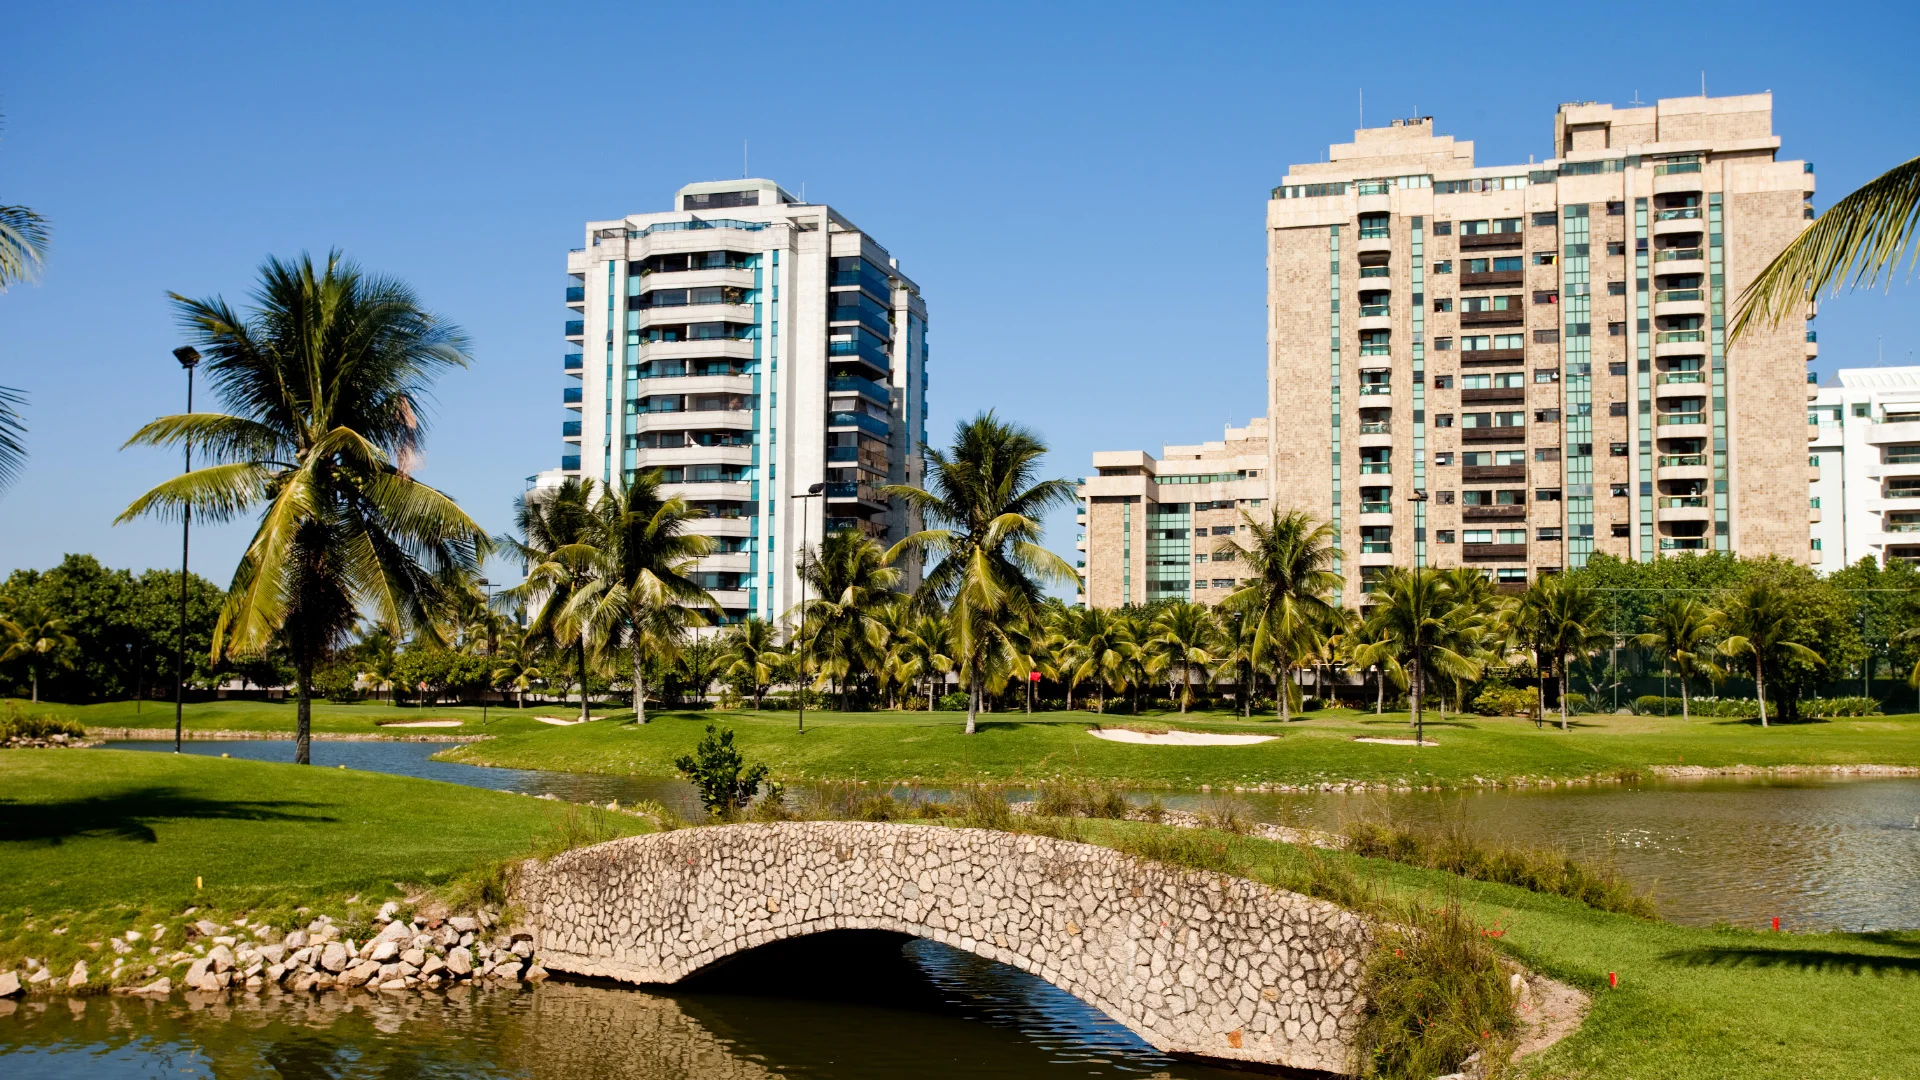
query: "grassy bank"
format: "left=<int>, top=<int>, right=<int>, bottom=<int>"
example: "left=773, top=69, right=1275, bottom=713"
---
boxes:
left=0, top=749, right=647, bottom=985
left=9, top=697, right=600, bottom=738
left=435, top=706, right=1920, bottom=789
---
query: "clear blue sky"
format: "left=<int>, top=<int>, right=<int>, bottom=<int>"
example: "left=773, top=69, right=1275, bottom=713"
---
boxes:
left=3, top=0, right=1917, bottom=588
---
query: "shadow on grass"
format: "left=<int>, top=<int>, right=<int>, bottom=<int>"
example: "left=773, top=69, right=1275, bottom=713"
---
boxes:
left=1661, top=945, right=1920, bottom=976
left=1705, top=716, right=1834, bottom=728
left=1354, top=717, right=1484, bottom=730
left=0, top=787, right=335, bottom=845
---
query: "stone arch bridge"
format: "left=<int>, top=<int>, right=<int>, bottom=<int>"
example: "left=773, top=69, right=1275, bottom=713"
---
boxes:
left=516, top=822, right=1373, bottom=1073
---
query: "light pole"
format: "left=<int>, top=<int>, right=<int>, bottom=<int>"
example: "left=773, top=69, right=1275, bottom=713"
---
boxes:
left=478, top=578, right=495, bottom=726
left=171, top=346, right=201, bottom=753
left=791, top=482, right=825, bottom=734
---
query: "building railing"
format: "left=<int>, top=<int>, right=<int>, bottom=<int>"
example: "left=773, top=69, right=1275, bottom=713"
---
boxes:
left=1360, top=541, right=1392, bottom=553
left=1659, top=496, right=1708, bottom=508
left=1654, top=161, right=1703, bottom=176
left=560, top=455, right=581, bottom=471
left=1358, top=421, right=1392, bottom=433
left=1359, top=502, right=1391, bottom=514
left=1359, top=345, right=1392, bottom=356
left=1359, top=304, right=1389, bottom=318
left=1359, top=463, right=1391, bottom=474
left=1883, top=487, right=1920, bottom=500
left=563, top=387, right=582, bottom=404
left=1885, top=522, right=1920, bottom=533
left=1659, top=538, right=1706, bottom=550
left=564, top=353, right=582, bottom=370
left=1656, top=330, right=1706, bottom=343
left=1358, top=384, right=1392, bottom=395
left=1807, top=330, right=1819, bottom=343
left=1656, top=289, right=1703, bottom=304
left=627, top=218, right=769, bottom=239
left=1655, top=207, right=1702, bottom=221
left=828, top=374, right=892, bottom=404
left=1657, top=414, right=1707, bottom=425
left=1658, top=454, right=1707, bottom=467
left=1657, top=371, right=1705, bottom=385
left=828, top=411, right=891, bottom=438
left=1655, top=247, right=1703, bottom=263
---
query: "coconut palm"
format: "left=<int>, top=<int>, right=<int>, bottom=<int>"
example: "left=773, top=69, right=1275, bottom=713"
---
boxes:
left=1732, top=155, right=1920, bottom=342
left=0, top=601, right=74, bottom=703
left=885, top=412, right=1077, bottom=734
left=792, top=529, right=900, bottom=710
left=0, top=128, right=50, bottom=493
left=1633, top=596, right=1725, bottom=721
left=355, top=625, right=400, bottom=702
left=1148, top=600, right=1218, bottom=713
left=1719, top=580, right=1823, bottom=728
left=884, top=611, right=951, bottom=712
left=1512, top=574, right=1609, bottom=732
left=1212, top=600, right=1266, bottom=717
left=1060, top=605, right=1139, bottom=714
left=570, top=470, right=717, bottom=723
left=1350, top=568, right=1484, bottom=745
left=489, top=626, right=543, bottom=709
left=1001, top=608, right=1057, bottom=714
left=116, top=253, right=485, bottom=763
left=720, top=616, right=781, bottom=710
left=499, top=477, right=601, bottom=723
left=1219, top=509, right=1343, bottom=721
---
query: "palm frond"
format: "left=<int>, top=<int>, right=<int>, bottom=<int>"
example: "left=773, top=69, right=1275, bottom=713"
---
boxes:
left=0, top=385, right=26, bottom=492
left=0, top=204, right=50, bottom=290
left=115, top=462, right=275, bottom=525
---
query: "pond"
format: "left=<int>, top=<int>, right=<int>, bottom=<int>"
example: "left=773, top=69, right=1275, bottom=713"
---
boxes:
left=103, top=740, right=1920, bottom=931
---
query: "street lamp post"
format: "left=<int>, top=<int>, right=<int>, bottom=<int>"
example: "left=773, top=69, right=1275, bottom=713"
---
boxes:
left=478, top=578, right=495, bottom=726
left=791, top=482, right=825, bottom=734
left=171, top=346, right=201, bottom=753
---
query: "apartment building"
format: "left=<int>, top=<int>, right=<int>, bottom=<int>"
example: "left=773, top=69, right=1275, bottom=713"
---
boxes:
left=546, top=179, right=929, bottom=626
left=1075, top=419, right=1271, bottom=607
left=1267, top=94, right=1817, bottom=606
left=1809, top=366, right=1920, bottom=568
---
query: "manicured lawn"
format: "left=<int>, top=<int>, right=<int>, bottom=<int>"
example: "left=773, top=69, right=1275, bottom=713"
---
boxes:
left=434, top=706, right=1920, bottom=788
left=1067, top=821, right=1920, bottom=1080
left=12, top=697, right=599, bottom=738
left=0, top=748, right=646, bottom=978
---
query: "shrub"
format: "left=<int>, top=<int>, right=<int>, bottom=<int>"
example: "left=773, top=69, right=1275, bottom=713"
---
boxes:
left=1471, top=685, right=1538, bottom=717
left=1563, top=691, right=1590, bottom=715
left=1634, top=695, right=1764, bottom=718
left=0, top=703, right=85, bottom=742
left=1354, top=896, right=1518, bottom=1079
left=936, top=691, right=970, bottom=711
left=1033, top=779, right=1130, bottom=819
left=898, top=692, right=927, bottom=711
left=1804, top=696, right=1882, bottom=717
left=672, top=725, right=774, bottom=817
left=1344, top=818, right=1657, bottom=918
left=760, top=688, right=826, bottom=710
left=313, top=663, right=364, bottom=703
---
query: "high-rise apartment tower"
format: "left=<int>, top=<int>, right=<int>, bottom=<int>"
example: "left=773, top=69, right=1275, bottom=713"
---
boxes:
left=554, top=179, right=929, bottom=625
left=1267, top=94, right=1817, bottom=606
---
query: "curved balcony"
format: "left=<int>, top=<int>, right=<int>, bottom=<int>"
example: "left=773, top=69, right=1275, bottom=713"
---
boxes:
left=1652, top=249, right=1706, bottom=277
left=1462, top=505, right=1527, bottom=521
left=630, top=409, right=755, bottom=433
left=1655, top=377, right=1707, bottom=401
left=1653, top=290, right=1708, bottom=319
left=1357, top=312, right=1393, bottom=332
left=663, top=480, right=754, bottom=502
left=636, top=444, right=755, bottom=468
left=1657, top=499, right=1713, bottom=523
left=1656, top=454, right=1709, bottom=483
left=1354, top=423, right=1394, bottom=448
left=628, top=303, right=756, bottom=331
left=639, top=338, right=758, bottom=362
left=631, top=266, right=756, bottom=290
left=1653, top=171, right=1705, bottom=197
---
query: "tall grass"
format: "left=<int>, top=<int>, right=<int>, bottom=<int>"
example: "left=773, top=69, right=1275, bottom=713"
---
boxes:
left=1033, top=779, right=1131, bottom=819
left=1353, top=894, right=1518, bottom=1079
left=1344, top=818, right=1657, bottom=919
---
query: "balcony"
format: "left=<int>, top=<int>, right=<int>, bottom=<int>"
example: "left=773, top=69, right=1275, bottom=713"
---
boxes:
left=1653, top=248, right=1706, bottom=276
left=560, top=454, right=581, bottom=472
left=565, top=320, right=585, bottom=338
left=565, top=286, right=585, bottom=304
left=1459, top=231, right=1523, bottom=250
left=1656, top=381, right=1705, bottom=403
left=1461, top=387, right=1525, bottom=404
left=1460, top=348, right=1524, bottom=366
left=1655, top=330, right=1705, bottom=344
left=828, top=374, right=892, bottom=406
left=1359, top=501, right=1392, bottom=515
left=563, top=352, right=583, bottom=373
left=1656, top=413, right=1707, bottom=427
left=1659, top=495, right=1708, bottom=509
left=1460, top=305, right=1525, bottom=328
left=1463, top=505, right=1527, bottom=521
left=1358, top=422, right=1393, bottom=434
left=1461, top=269, right=1524, bottom=288
left=1654, top=207, right=1702, bottom=221
left=828, top=411, right=891, bottom=439
left=825, top=481, right=888, bottom=508
left=1657, top=454, right=1709, bottom=482
left=563, top=387, right=583, bottom=405
left=1655, top=161, right=1703, bottom=177
left=828, top=336, right=892, bottom=375
left=1462, top=543, right=1527, bottom=561
left=1660, top=538, right=1707, bottom=550
left=1462, top=425, right=1526, bottom=443
left=1652, top=212, right=1704, bottom=238
left=1359, top=541, right=1393, bottom=554
left=1358, top=463, right=1392, bottom=475
left=1654, top=290, right=1707, bottom=318
left=1358, top=384, right=1392, bottom=396
left=1657, top=371, right=1705, bottom=386
left=1359, top=304, right=1389, bottom=318
left=1462, top=465, right=1526, bottom=482
left=561, top=420, right=582, bottom=438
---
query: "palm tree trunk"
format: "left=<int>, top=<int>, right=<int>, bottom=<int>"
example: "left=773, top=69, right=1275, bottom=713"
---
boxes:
left=966, top=679, right=979, bottom=735
left=1411, top=658, right=1424, bottom=746
left=927, top=678, right=936, bottom=713
left=294, top=650, right=313, bottom=766
left=1375, top=668, right=1384, bottom=714
left=1680, top=673, right=1690, bottom=722
left=632, top=641, right=648, bottom=724
left=577, top=640, right=590, bottom=724
left=30, top=670, right=38, bottom=704
left=1278, top=663, right=1290, bottom=722
left=1182, top=665, right=1193, bottom=713
left=1559, top=657, right=1570, bottom=733
left=1755, top=658, right=1769, bottom=727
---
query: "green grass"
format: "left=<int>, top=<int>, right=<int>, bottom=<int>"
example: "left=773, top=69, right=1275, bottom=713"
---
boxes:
left=12, top=696, right=603, bottom=738
left=0, top=748, right=647, bottom=984
left=431, top=705, right=1920, bottom=789
left=1057, top=820, right=1919, bottom=1079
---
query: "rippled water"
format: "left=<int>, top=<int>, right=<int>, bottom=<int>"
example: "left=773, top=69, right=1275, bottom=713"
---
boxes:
left=105, top=740, right=1920, bottom=930
left=0, top=937, right=1246, bottom=1079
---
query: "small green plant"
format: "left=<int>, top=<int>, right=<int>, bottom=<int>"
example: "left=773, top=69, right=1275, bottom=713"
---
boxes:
left=673, top=725, right=773, bottom=817
left=0, top=703, right=85, bottom=742
left=1471, top=685, right=1539, bottom=717
left=936, top=691, right=970, bottom=711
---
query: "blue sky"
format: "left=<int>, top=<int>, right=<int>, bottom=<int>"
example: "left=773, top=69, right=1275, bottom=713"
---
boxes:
left=3, top=0, right=1917, bottom=589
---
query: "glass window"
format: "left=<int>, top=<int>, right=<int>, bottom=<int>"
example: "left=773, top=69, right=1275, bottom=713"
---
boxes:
left=1358, top=213, right=1391, bottom=239
left=1462, top=375, right=1491, bottom=389
left=1460, top=220, right=1490, bottom=235
left=1494, top=217, right=1523, bottom=234
left=1436, top=530, right=1456, bottom=543
left=1494, top=372, right=1525, bottom=388
left=1492, top=257, right=1523, bottom=271
left=1534, top=251, right=1557, bottom=265
left=1463, top=530, right=1494, bottom=543
left=1536, top=488, right=1562, bottom=500
left=1433, top=221, right=1453, bottom=235
left=1535, top=369, right=1559, bottom=383
left=1498, top=528, right=1526, bottom=543
left=1536, top=447, right=1561, bottom=462
left=1433, top=375, right=1454, bottom=388
left=1495, top=450, right=1527, bottom=465
left=1434, top=452, right=1454, bottom=465
left=1432, top=260, right=1452, bottom=273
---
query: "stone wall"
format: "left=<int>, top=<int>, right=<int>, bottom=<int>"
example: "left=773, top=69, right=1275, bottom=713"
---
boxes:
left=515, top=821, right=1372, bottom=1073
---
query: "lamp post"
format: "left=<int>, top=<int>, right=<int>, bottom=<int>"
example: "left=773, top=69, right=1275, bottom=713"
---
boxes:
left=791, top=482, right=825, bottom=734
left=171, top=346, right=201, bottom=753
left=478, top=578, right=495, bottom=726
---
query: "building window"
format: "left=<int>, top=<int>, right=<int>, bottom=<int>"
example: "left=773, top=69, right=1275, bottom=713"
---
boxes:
left=1531, top=212, right=1558, bottom=227
left=1434, top=452, right=1454, bottom=465
left=1359, top=213, right=1391, bottom=239
left=1538, top=527, right=1563, bottom=541
left=1435, top=414, right=1454, bottom=428
left=1609, top=361, right=1628, bottom=376
left=1534, top=251, right=1557, bottom=266
left=1433, top=221, right=1453, bottom=235
left=1534, top=328, right=1560, bottom=344
left=1433, top=298, right=1453, bottom=312
left=1434, top=336, right=1453, bottom=350
left=1811, top=538, right=1823, bottom=551
left=1536, top=447, right=1561, bottom=462
left=1610, top=483, right=1629, bottom=497
left=1535, top=369, right=1560, bottom=383
left=1435, top=490, right=1455, bottom=504
left=1609, top=402, right=1629, bottom=417
left=1610, top=441, right=1629, bottom=455
left=1434, top=375, right=1454, bottom=389
left=1612, top=523, right=1631, bottom=538
left=1607, top=280, right=1627, bottom=296
left=1436, top=530, right=1456, bottom=543
left=1608, top=321, right=1627, bottom=336
left=1854, top=403, right=1871, bottom=417
left=1537, top=487, right=1562, bottom=500
left=1433, top=260, right=1452, bottom=273
left=1606, top=201, right=1626, bottom=216
left=1535, top=408, right=1561, bottom=422
left=1533, top=289, right=1560, bottom=304
left=1606, top=241, right=1627, bottom=256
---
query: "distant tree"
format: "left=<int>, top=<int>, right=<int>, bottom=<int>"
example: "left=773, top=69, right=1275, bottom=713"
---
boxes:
left=1219, top=509, right=1342, bottom=721
left=0, top=600, right=73, bottom=702
left=1632, top=597, right=1724, bottom=721
left=1720, top=580, right=1823, bottom=727
left=1147, top=601, right=1218, bottom=713
left=719, top=616, right=780, bottom=710
left=1351, top=568, right=1485, bottom=745
left=674, top=725, right=771, bottom=817
left=1514, top=574, right=1609, bottom=732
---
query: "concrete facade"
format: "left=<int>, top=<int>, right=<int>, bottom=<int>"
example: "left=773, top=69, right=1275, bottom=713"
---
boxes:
left=1268, top=95, right=1817, bottom=606
left=1809, top=366, right=1920, bottom=568
left=516, top=820, right=1371, bottom=1073
left=1075, top=420, right=1271, bottom=607
left=543, top=179, right=929, bottom=625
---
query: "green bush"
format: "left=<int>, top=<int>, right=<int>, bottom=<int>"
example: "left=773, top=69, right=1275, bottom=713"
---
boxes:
left=1803, top=696, right=1883, bottom=717
left=936, top=691, right=970, bottom=711
left=1563, top=691, right=1590, bottom=715
left=1634, top=695, right=1767, bottom=718
left=672, top=725, right=773, bottom=818
left=1471, top=685, right=1538, bottom=717
left=313, top=662, right=364, bottom=703
left=0, top=702, right=85, bottom=742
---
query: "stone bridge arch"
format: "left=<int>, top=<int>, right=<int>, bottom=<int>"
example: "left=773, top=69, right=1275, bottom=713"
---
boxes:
left=516, top=821, right=1372, bottom=1073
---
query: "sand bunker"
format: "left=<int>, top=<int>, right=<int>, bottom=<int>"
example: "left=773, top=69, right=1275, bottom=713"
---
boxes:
left=380, top=720, right=462, bottom=728
left=535, top=716, right=586, bottom=726
left=1089, top=728, right=1277, bottom=746
left=1353, top=736, right=1437, bottom=746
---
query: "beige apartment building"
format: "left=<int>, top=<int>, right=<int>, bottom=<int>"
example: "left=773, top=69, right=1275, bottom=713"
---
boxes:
left=1268, top=93, right=1818, bottom=606
left=1075, top=420, right=1271, bottom=607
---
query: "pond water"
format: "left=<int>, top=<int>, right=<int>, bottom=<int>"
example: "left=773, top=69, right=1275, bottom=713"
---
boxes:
left=104, top=740, right=1920, bottom=930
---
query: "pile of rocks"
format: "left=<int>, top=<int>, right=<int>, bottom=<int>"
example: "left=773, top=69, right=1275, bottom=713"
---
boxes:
left=2, top=904, right=548, bottom=1000
left=0, top=731, right=86, bottom=749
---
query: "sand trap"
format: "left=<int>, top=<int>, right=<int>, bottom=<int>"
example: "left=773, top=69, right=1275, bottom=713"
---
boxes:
left=1353, top=736, right=1438, bottom=746
left=1089, top=728, right=1277, bottom=746
left=535, top=716, right=586, bottom=726
left=381, top=720, right=462, bottom=728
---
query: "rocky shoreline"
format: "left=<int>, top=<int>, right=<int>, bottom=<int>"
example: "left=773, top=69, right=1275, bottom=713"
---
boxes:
left=89, top=727, right=490, bottom=744
left=0, top=905, right=545, bottom=1002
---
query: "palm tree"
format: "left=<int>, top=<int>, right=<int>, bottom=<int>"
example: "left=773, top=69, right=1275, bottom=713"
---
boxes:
left=888, top=611, right=954, bottom=712
left=0, top=128, right=50, bottom=494
left=719, top=616, right=781, bottom=710
left=1213, top=600, right=1265, bottom=716
left=886, top=412, right=1077, bottom=734
left=0, top=602, right=74, bottom=702
left=571, top=471, right=717, bottom=723
left=1732, top=154, right=1920, bottom=342
left=117, top=253, right=484, bottom=764
left=1336, top=606, right=1402, bottom=715
left=1220, top=509, right=1342, bottom=721
left=1512, top=574, right=1609, bottom=732
left=1061, top=605, right=1139, bottom=714
left=1633, top=596, right=1724, bottom=721
left=1148, top=601, right=1218, bottom=713
left=490, top=626, right=542, bottom=709
left=792, top=530, right=900, bottom=710
left=1350, top=568, right=1484, bottom=745
left=355, top=625, right=400, bottom=702
left=500, top=477, right=600, bottom=722
left=1720, top=580, right=1823, bottom=728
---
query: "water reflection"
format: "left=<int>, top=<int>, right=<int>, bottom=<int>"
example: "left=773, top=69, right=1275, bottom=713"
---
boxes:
left=104, top=741, right=1920, bottom=930
left=0, top=938, right=1247, bottom=1079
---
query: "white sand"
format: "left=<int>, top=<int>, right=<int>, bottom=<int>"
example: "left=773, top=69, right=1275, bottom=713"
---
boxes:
left=1089, top=728, right=1277, bottom=746
left=535, top=716, right=586, bottom=726
left=1353, top=736, right=1438, bottom=746
left=381, top=720, right=462, bottom=728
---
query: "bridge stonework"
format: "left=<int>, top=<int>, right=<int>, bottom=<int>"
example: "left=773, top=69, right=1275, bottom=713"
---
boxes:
left=516, top=821, right=1372, bottom=1073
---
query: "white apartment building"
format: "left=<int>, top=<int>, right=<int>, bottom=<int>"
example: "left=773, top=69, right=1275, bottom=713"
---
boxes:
left=543, top=179, right=929, bottom=626
left=1809, top=366, right=1920, bottom=569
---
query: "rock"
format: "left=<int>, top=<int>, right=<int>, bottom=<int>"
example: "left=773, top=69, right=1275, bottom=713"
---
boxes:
left=0, top=973, right=19, bottom=998
left=448, top=916, right=479, bottom=934
left=510, top=938, right=533, bottom=958
left=29, top=968, right=52, bottom=986
left=245, top=976, right=263, bottom=991
left=377, top=901, right=400, bottom=922
left=420, top=956, right=447, bottom=978
left=267, top=964, right=287, bottom=984
left=208, top=945, right=234, bottom=973
left=212, top=935, right=236, bottom=947
left=133, top=978, right=171, bottom=997
left=259, top=944, right=286, bottom=965
left=343, top=961, right=380, bottom=987
left=378, top=979, right=408, bottom=992
left=445, top=947, right=473, bottom=976
left=109, top=938, right=132, bottom=955
left=193, top=920, right=220, bottom=938
left=192, top=972, right=221, bottom=993
left=283, top=930, right=307, bottom=950
left=319, top=943, right=349, bottom=973
left=67, top=962, right=88, bottom=989
left=401, top=948, right=426, bottom=968
left=124, top=930, right=143, bottom=943
left=374, top=920, right=411, bottom=944
left=370, top=941, right=399, bottom=963
left=524, top=964, right=548, bottom=982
